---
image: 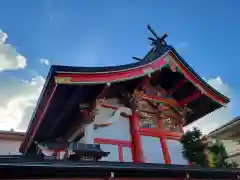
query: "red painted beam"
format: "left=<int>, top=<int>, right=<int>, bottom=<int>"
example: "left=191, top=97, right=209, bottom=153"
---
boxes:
left=139, top=128, right=182, bottom=140
left=55, top=58, right=166, bottom=84
left=166, top=79, right=187, bottom=94
left=23, top=83, right=58, bottom=154
left=94, top=138, right=131, bottom=147
left=101, top=103, right=119, bottom=110
left=179, top=91, right=202, bottom=106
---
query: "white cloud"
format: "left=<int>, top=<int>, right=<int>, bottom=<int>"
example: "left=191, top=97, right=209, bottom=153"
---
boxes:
left=0, top=30, right=8, bottom=44
left=0, top=29, right=27, bottom=71
left=184, top=77, right=232, bottom=134
left=0, top=75, right=45, bottom=131
left=39, top=58, right=50, bottom=66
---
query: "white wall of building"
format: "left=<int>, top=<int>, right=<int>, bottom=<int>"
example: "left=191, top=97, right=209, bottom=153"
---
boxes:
left=221, top=140, right=240, bottom=155
left=0, top=139, right=22, bottom=155
left=227, top=154, right=240, bottom=167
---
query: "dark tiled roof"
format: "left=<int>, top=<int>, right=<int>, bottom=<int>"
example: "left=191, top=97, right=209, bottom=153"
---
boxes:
left=0, top=130, right=25, bottom=141
left=0, top=157, right=239, bottom=179
left=208, top=116, right=240, bottom=135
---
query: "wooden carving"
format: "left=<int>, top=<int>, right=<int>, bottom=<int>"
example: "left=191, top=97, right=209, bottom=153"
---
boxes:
left=128, top=81, right=189, bottom=129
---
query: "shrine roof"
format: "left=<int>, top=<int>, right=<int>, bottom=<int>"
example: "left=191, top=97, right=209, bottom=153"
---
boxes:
left=0, top=157, right=239, bottom=179
left=20, top=44, right=230, bottom=155
left=43, top=45, right=229, bottom=102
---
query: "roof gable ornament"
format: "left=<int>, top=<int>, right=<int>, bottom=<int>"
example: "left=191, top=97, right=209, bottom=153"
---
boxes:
left=133, top=24, right=168, bottom=62
left=147, top=24, right=168, bottom=47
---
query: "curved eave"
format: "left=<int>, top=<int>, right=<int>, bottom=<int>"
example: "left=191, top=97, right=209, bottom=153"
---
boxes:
left=168, top=47, right=229, bottom=104
left=53, top=47, right=229, bottom=105
left=19, top=67, right=57, bottom=153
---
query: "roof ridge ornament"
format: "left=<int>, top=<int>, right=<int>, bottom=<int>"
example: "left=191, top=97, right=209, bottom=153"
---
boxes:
left=147, top=24, right=168, bottom=47
left=132, top=24, right=168, bottom=62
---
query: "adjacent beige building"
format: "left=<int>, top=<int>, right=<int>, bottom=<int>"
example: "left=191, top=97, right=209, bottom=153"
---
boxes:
left=0, top=130, right=25, bottom=155
left=208, top=116, right=240, bottom=167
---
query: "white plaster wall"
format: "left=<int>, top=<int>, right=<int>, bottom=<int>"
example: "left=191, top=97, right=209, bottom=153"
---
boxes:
left=166, top=139, right=188, bottom=165
left=86, top=98, right=132, bottom=162
left=93, top=98, right=132, bottom=141
left=122, top=147, right=132, bottom=162
left=0, top=139, right=21, bottom=155
left=141, top=135, right=165, bottom=163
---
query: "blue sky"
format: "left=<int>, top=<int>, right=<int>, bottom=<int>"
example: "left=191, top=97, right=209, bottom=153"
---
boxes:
left=0, top=0, right=239, bottom=131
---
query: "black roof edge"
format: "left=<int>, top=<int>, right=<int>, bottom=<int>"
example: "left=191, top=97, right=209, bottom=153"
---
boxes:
left=0, top=160, right=239, bottom=179
left=169, top=46, right=230, bottom=104
left=208, top=116, right=240, bottom=136
left=20, top=67, right=56, bottom=153
left=49, top=45, right=230, bottom=104
left=49, top=47, right=157, bottom=73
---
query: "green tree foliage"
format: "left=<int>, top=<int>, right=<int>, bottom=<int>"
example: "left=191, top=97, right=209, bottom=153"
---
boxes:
left=208, top=141, right=238, bottom=168
left=180, top=127, right=208, bottom=167
left=180, top=127, right=238, bottom=168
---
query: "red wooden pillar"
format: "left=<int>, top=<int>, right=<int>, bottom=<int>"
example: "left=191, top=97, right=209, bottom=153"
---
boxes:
left=160, top=136, right=171, bottom=164
left=158, top=118, right=171, bottom=164
left=130, top=111, right=144, bottom=163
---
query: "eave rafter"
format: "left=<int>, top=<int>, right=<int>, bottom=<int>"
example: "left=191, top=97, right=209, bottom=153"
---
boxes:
left=168, top=51, right=228, bottom=105
left=179, top=91, right=202, bottom=106
left=54, top=51, right=228, bottom=107
left=166, top=79, right=187, bottom=94
left=21, top=82, right=58, bottom=154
